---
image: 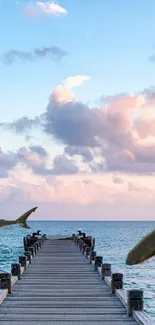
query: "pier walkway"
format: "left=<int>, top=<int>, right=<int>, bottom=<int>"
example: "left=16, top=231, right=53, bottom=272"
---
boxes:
left=0, top=231, right=154, bottom=325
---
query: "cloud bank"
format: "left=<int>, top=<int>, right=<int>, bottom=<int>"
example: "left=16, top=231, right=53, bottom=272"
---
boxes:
left=2, top=77, right=155, bottom=174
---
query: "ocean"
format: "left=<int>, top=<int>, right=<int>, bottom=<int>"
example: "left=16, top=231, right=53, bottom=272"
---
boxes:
left=0, top=220, right=155, bottom=319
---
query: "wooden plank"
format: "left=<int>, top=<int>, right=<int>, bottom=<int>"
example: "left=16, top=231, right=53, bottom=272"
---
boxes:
left=0, top=314, right=140, bottom=320
left=0, top=307, right=127, bottom=314
left=9, top=292, right=113, bottom=297
left=0, top=321, right=138, bottom=325
left=2, top=301, right=123, bottom=307
left=17, top=278, right=101, bottom=283
left=5, top=296, right=122, bottom=301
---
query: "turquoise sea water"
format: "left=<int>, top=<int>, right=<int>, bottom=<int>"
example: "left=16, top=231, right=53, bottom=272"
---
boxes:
left=0, top=220, right=155, bottom=319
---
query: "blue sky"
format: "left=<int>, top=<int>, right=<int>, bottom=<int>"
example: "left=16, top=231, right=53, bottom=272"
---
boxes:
left=1, top=0, right=155, bottom=123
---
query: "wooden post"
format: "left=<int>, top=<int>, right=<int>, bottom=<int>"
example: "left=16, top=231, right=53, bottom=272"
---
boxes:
left=94, top=256, right=103, bottom=270
left=33, top=232, right=40, bottom=238
left=91, top=238, right=95, bottom=250
left=78, top=238, right=81, bottom=248
left=11, top=263, right=21, bottom=280
left=35, top=242, right=39, bottom=251
left=81, top=232, right=86, bottom=238
left=111, top=273, right=123, bottom=293
left=19, top=256, right=27, bottom=270
left=42, top=234, right=47, bottom=240
left=26, top=235, right=31, bottom=248
left=32, top=244, right=37, bottom=254
left=82, top=243, right=87, bottom=254
left=28, top=246, right=35, bottom=257
left=0, top=273, right=12, bottom=294
left=38, top=240, right=42, bottom=248
left=79, top=239, right=83, bottom=251
left=127, top=290, right=143, bottom=316
left=90, top=251, right=96, bottom=263
left=86, top=247, right=92, bottom=258
left=101, top=263, right=111, bottom=279
left=84, top=236, right=92, bottom=248
left=33, top=244, right=37, bottom=254
left=23, top=236, right=28, bottom=251
left=74, top=235, right=77, bottom=244
left=24, top=251, right=31, bottom=264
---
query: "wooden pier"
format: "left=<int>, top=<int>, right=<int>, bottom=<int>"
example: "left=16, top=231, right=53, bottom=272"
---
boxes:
left=0, top=230, right=154, bottom=324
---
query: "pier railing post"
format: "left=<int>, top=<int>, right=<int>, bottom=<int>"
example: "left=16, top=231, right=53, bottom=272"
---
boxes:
left=74, top=235, right=77, bottom=244
left=11, top=263, right=21, bottom=280
left=90, top=237, right=95, bottom=250
left=79, top=239, right=83, bottom=251
left=81, top=232, right=86, bottom=238
left=19, top=256, right=27, bottom=270
left=42, top=234, right=47, bottom=241
left=101, top=263, right=111, bottom=279
left=32, top=244, right=37, bottom=255
left=90, top=251, right=96, bottom=263
left=34, top=242, right=39, bottom=251
left=0, top=273, right=12, bottom=294
left=84, top=236, right=92, bottom=247
left=86, top=247, right=92, bottom=258
left=82, top=243, right=87, bottom=254
left=38, top=240, right=42, bottom=248
left=127, top=290, right=143, bottom=316
left=28, top=246, right=35, bottom=257
left=26, top=235, right=31, bottom=248
left=111, top=273, right=123, bottom=293
left=23, top=236, right=28, bottom=251
left=94, top=256, right=103, bottom=270
left=24, top=251, right=32, bottom=264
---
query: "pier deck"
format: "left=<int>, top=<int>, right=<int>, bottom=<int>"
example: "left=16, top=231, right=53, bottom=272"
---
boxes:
left=0, top=237, right=139, bottom=325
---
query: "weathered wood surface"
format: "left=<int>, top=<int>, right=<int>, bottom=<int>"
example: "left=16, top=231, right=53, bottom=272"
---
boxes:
left=0, top=238, right=139, bottom=325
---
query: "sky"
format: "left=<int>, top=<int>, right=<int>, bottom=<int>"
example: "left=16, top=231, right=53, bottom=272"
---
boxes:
left=1, top=1, right=155, bottom=220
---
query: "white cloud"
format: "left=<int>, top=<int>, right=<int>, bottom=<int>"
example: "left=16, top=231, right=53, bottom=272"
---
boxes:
left=51, top=75, right=91, bottom=103
left=64, top=75, right=91, bottom=88
left=25, top=1, right=67, bottom=17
